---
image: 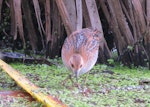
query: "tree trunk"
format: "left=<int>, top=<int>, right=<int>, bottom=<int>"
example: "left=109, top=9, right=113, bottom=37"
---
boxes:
left=32, top=0, right=45, bottom=49
left=76, top=0, right=83, bottom=30
left=99, top=0, right=149, bottom=67
left=0, top=0, right=150, bottom=68
left=48, top=0, right=65, bottom=58
left=55, top=0, right=73, bottom=35
left=63, top=0, right=76, bottom=31
left=84, top=0, right=111, bottom=62
left=146, top=0, right=150, bottom=69
left=10, top=0, right=25, bottom=49
left=22, top=0, right=37, bottom=51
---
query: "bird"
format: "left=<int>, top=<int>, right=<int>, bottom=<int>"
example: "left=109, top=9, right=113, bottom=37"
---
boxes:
left=61, top=28, right=100, bottom=83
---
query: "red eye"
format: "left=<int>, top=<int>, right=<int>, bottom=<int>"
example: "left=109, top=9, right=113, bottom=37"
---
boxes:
left=71, top=64, right=74, bottom=68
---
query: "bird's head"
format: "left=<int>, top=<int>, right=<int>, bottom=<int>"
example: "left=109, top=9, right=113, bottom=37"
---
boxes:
left=69, top=54, right=83, bottom=81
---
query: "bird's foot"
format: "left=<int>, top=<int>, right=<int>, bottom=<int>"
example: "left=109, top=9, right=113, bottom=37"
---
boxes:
left=61, top=75, right=76, bottom=87
left=61, top=77, right=68, bottom=86
left=73, top=82, right=82, bottom=89
left=79, top=86, right=92, bottom=96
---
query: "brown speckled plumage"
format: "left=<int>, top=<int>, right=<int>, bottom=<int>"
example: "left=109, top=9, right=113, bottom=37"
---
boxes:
left=61, top=28, right=100, bottom=79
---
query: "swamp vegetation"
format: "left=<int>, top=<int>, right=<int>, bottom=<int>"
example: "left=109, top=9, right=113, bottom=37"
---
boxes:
left=0, top=59, right=150, bottom=107
left=0, top=0, right=150, bottom=67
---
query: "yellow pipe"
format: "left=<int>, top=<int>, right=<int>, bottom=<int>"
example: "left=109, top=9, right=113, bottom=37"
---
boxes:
left=0, top=59, right=67, bottom=107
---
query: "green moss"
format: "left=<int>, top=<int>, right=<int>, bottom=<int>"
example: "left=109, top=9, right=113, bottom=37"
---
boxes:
left=0, top=61, right=150, bottom=107
left=0, top=96, right=42, bottom=107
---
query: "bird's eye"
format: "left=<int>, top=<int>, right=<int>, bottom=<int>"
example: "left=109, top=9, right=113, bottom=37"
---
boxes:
left=80, top=65, right=82, bottom=68
left=71, top=64, right=74, bottom=68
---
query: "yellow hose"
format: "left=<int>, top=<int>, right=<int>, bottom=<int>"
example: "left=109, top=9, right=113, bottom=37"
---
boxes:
left=0, top=59, right=67, bottom=107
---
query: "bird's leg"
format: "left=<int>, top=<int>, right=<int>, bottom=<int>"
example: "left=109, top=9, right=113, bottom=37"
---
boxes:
left=82, top=71, right=90, bottom=86
left=69, top=75, right=76, bottom=85
left=62, top=74, right=78, bottom=87
left=61, top=74, right=84, bottom=89
left=61, top=74, right=72, bottom=86
left=62, top=73, right=81, bottom=89
left=73, top=77, right=82, bottom=89
left=79, top=72, right=93, bottom=95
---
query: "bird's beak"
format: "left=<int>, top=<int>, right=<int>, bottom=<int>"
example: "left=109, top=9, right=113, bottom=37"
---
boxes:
left=75, top=70, right=79, bottom=82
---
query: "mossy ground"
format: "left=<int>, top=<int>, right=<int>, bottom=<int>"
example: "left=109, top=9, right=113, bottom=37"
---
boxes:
left=0, top=59, right=150, bottom=107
